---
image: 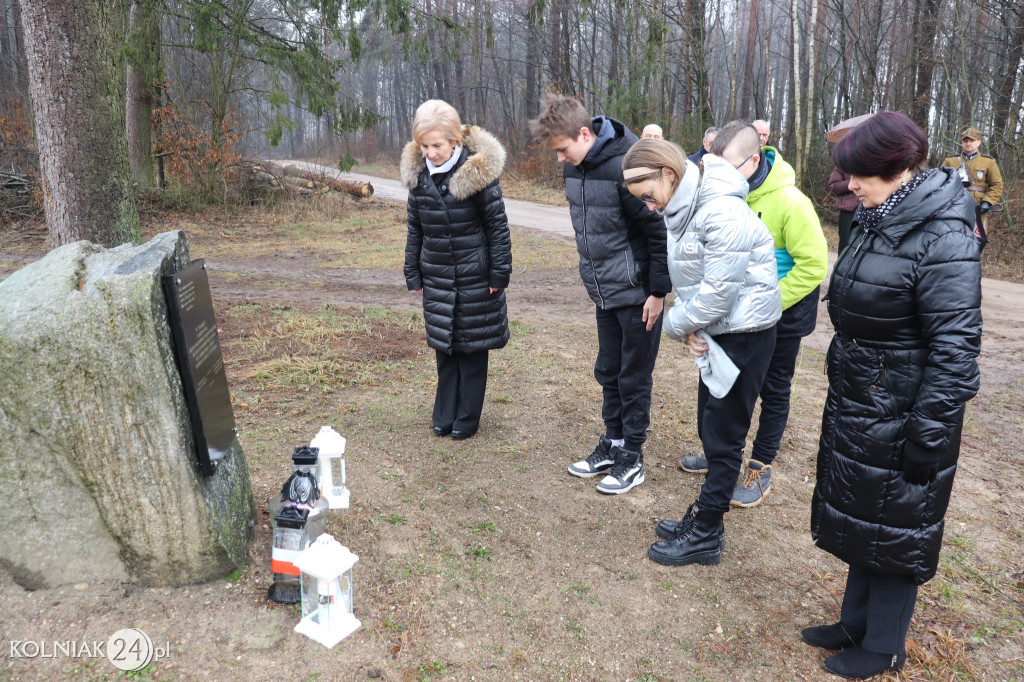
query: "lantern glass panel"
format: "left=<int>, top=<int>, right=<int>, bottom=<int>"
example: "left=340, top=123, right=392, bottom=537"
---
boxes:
left=273, top=526, right=303, bottom=554
left=319, top=457, right=345, bottom=497
left=305, top=503, right=328, bottom=540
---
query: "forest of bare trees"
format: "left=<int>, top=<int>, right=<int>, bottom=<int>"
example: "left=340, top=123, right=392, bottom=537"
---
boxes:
left=1, top=0, right=1022, bottom=219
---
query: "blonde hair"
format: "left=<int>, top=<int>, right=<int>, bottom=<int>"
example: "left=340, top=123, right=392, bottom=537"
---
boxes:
left=622, top=139, right=688, bottom=195
left=412, top=100, right=463, bottom=146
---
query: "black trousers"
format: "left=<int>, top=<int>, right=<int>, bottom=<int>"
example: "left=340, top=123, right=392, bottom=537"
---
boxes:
left=837, top=210, right=856, bottom=254
left=696, top=326, right=776, bottom=514
left=594, top=304, right=663, bottom=452
left=433, top=349, right=489, bottom=433
left=750, top=333, right=803, bottom=466
left=840, top=564, right=918, bottom=656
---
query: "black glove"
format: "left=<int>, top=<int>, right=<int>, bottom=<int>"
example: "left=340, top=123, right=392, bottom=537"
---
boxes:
left=902, top=441, right=938, bottom=485
left=980, top=201, right=992, bottom=214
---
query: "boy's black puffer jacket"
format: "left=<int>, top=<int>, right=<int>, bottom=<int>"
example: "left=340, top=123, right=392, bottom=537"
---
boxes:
left=811, top=168, right=982, bottom=585
left=563, top=116, right=670, bottom=309
left=402, top=125, right=512, bottom=354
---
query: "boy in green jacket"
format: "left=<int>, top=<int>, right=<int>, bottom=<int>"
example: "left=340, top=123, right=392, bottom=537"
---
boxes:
left=679, top=120, right=828, bottom=508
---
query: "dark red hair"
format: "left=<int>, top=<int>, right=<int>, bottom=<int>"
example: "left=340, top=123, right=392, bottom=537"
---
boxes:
left=832, top=111, right=929, bottom=181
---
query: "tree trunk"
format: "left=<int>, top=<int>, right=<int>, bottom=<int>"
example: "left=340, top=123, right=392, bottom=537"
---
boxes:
left=740, top=0, right=759, bottom=119
left=0, top=2, right=11, bottom=98
left=908, top=0, right=942, bottom=128
left=991, top=2, right=1023, bottom=163
left=3, top=0, right=30, bottom=101
left=18, top=0, right=140, bottom=248
left=799, top=0, right=819, bottom=188
left=728, top=0, right=739, bottom=118
left=126, top=0, right=160, bottom=190
left=790, top=0, right=802, bottom=171
left=524, top=8, right=540, bottom=140
left=689, top=0, right=713, bottom=127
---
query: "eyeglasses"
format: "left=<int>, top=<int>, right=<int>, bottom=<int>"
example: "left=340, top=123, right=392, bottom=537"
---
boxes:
left=733, top=153, right=755, bottom=170
left=639, top=176, right=660, bottom=205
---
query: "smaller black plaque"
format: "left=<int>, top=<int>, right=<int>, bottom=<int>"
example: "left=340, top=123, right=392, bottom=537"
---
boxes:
left=162, top=260, right=236, bottom=477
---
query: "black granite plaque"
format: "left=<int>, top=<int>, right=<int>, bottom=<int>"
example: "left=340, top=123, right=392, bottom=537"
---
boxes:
left=162, top=260, right=236, bottom=477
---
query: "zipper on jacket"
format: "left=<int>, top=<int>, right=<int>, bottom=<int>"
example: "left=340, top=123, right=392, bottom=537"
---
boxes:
left=579, top=168, right=605, bottom=307
left=878, top=352, right=897, bottom=397
left=835, top=227, right=869, bottom=333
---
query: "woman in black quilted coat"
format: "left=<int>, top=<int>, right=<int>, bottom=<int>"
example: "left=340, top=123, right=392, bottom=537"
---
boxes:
left=802, top=112, right=982, bottom=679
left=402, top=100, right=512, bottom=440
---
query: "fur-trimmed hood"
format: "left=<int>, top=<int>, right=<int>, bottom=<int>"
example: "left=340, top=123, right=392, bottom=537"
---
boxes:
left=400, top=125, right=506, bottom=200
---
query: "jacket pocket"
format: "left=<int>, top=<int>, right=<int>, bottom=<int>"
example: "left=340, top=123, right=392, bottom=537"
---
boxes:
left=624, top=249, right=637, bottom=287
left=867, top=351, right=900, bottom=419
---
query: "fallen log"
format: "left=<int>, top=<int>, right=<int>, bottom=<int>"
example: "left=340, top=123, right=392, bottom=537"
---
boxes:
left=281, top=175, right=324, bottom=192
left=256, top=160, right=373, bottom=198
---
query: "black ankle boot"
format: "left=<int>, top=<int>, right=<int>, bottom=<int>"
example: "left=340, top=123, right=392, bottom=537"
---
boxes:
left=647, top=506, right=723, bottom=566
left=800, top=622, right=865, bottom=650
left=655, top=503, right=726, bottom=548
left=655, top=503, right=696, bottom=539
left=824, top=645, right=905, bottom=679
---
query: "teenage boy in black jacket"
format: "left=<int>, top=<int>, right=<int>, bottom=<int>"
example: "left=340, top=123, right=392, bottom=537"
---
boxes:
left=529, top=93, right=670, bottom=494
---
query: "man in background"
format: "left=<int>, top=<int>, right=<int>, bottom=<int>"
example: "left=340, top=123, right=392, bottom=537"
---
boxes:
left=753, top=119, right=771, bottom=146
left=641, top=124, right=664, bottom=140
left=686, top=126, right=718, bottom=165
left=942, top=127, right=1002, bottom=250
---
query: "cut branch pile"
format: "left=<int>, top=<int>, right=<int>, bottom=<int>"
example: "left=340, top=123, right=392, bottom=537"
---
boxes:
left=250, top=161, right=373, bottom=198
left=0, top=170, right=42, bottom=223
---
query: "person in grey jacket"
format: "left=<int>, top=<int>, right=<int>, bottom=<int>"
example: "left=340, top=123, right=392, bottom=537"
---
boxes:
left=621, top=139, right=781, bottom=567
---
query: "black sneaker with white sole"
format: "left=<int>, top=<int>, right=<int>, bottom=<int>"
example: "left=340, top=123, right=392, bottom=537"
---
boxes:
left=567, top=436, right=615, bottom=478
left=596, top=446, right=645, bottom=494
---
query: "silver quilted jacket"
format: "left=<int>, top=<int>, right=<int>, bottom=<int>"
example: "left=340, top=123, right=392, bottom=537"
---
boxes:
left=662, top=154, right=782, bottom=339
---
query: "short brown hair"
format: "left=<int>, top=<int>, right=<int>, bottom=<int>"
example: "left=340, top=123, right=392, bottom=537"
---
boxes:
left=710, top=120, right=760, bottom=158
left=622, top=139, right=688, bottom=196
left=413, top=100, right=463, bottom=145
left=529, top=93, right=593, bottom=145
left=833, top=111, right=928, bottom=181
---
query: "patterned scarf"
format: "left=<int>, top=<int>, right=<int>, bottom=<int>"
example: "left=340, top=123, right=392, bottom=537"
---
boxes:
left=855, top=171, right=930, bottom=233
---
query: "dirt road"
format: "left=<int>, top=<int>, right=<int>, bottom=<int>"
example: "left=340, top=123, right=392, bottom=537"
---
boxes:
left=280, top=160, right=574, bottom=237
left=279, top=158, right=1024, bottom=357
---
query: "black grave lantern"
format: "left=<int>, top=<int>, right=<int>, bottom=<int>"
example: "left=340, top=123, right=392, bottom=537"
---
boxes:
left=268, top=447, right=327, bottom=603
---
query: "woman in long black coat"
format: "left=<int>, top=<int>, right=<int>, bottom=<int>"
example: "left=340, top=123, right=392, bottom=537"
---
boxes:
left=402, top=100, right=512, bottom=440
left=803, top=111, right=982, bottom=679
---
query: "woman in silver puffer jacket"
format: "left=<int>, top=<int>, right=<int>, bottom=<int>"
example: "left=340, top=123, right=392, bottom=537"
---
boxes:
left=621, top=139, right=781, bottom=568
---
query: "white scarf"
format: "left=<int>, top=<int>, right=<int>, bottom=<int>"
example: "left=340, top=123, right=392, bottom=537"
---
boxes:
left=426, top=145, right=463, bottom=176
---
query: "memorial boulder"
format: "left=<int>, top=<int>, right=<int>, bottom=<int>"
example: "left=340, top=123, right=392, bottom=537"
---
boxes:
left=0, top=231, right=255, bottom=589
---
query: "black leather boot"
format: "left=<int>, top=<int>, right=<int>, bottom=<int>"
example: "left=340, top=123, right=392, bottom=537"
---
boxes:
left=655, top=502, right=726, bottom=548
left=647, top=506, right=723, bottom=566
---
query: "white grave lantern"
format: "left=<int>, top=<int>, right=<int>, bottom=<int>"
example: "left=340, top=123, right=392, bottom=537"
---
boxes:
left=310, top=426, right=349, bottom=509
left=293, top=534, right=360, bottom=648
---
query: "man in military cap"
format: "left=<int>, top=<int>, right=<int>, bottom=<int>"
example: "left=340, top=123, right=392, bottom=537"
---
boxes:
left=942, top=127, right=1003, bottom=248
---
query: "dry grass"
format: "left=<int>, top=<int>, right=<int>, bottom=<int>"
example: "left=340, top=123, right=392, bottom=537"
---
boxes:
left=140, top=196, right=409, bottom=269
